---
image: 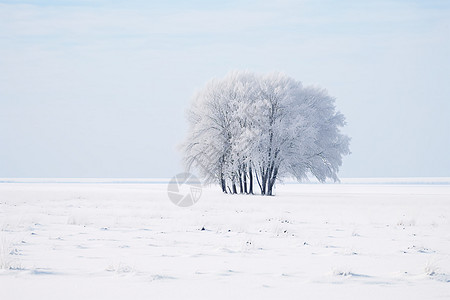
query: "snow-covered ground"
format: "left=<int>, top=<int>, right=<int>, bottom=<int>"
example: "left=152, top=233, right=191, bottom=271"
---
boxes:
left=1, top=179, right=449, bottom=299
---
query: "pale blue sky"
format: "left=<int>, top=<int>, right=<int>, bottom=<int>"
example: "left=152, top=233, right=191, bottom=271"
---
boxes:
left=1, top=0, right=449, bottom=178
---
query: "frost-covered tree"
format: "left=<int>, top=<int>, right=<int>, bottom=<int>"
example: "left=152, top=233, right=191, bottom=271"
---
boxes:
left=182, top=71, right=350, bottom=196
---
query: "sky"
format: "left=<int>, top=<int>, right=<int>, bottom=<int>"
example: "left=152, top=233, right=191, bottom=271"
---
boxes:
left=1, top=0, right=449, bottom=178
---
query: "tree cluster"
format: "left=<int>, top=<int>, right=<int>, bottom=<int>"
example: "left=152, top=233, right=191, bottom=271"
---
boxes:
left=182, top=71, right=350, bottom=195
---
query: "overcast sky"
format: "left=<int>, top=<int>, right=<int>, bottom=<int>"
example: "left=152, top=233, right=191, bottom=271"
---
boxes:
left=1, top=0, right=449, bottom=178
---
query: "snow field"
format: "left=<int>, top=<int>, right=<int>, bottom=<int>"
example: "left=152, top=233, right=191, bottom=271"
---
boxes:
left=0, top=181, right=449, bottom=299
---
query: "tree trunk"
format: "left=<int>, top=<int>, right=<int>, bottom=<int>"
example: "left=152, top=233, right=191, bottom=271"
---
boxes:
left=219, top=155, right=227, bottom=193
left=267, top=167, right=278, bottom=196
left=220, top=170, right=227, bottom=193
left=266, top=162, right=274, bottom=195
left=255, top=167, right=263, bottom=195
left=243, top=165, right=248, bottom=194
left=267, top=180, right=273, bottom=196
left=249, top=164, right=254, bottom=194
left=238, top=170, right=243, bottom=194
left=261, top=167, right=268, bottom=195
left=221, top=178, right=227, bottom=193
left=265, top=149, right=279, bottom=196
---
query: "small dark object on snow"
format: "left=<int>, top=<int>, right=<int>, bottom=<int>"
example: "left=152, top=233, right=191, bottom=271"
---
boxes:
left=201, top=226, right=206, bottom=231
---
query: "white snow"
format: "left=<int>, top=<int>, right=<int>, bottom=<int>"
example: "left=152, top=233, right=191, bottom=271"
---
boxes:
left=1, top=179, right=449, bottom=299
